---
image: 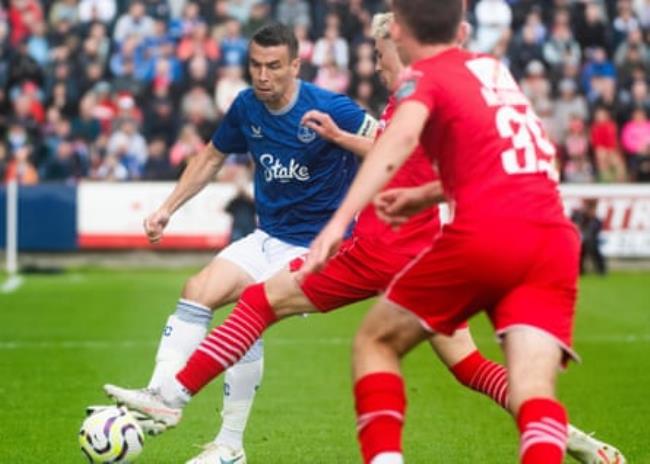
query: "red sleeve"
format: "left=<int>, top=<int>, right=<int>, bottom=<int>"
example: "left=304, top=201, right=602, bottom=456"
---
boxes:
left=395, top=63, right=436, bottom=113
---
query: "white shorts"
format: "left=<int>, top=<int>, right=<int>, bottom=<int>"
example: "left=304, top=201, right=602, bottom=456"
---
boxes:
left=217, top=229, right=309, bottom=282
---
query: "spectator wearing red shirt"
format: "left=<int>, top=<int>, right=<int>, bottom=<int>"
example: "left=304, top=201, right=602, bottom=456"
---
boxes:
left=590, top=106, right=627, bottom=181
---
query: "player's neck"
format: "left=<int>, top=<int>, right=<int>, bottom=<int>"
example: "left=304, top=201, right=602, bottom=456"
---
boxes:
left=407, top=42, right=456, bottom=64
left=265, top=79, right=299, bottom=112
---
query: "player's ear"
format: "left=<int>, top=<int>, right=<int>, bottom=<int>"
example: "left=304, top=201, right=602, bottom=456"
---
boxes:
left=291, top=57, right=301, bottom=77
left=389, top=17, right=402, bottom=43
left=456, top=21, right=472, bottom=48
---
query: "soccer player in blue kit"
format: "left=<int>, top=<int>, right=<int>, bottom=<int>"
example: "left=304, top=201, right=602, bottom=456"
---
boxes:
left=104, top=23, right=377, bottom=464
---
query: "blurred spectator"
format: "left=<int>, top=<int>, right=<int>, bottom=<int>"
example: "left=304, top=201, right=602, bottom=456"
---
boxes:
left=543, top=13, right=582, bottom=76
left=170, top=123, right=203, bottom=169
left=5, top=145, right=39, bottom=184
left=225, top=176, right=256, bottom=242
left=581, top=47, right=616, bottom=102
left=106, top=119, right=148, bottom=179
left=242, top=1, right=270, bottom=38
left=574, top=1, right=611, bottom=52
left=276, top=0, right=311, bottom=29
left=508, top=24, right=545, bottom=80
left=8, top=0, right=43, bottom=46
left=314, top=56, right=350, bottom=94
left=613, top=0, right=641, bottom=49
left=96, top=153, right=129, bottom=181
left=473, top=0, right=512, bottom=53
left=591, top=106, right=627, bottom=182
left=562, top=115, right=596, bottom=183
left=143, top=90, right=179, bottom=145
left=49, top=0, right=79, bottom=27
left=40, top=138, right=87, bottom=182
left=72, top=96, right=102, bottom=143
left=226, top=0, right=257, bottom=24
left=27, top=21, right=50, bottom=66
left=312, top=17, right=349, bottom=69
left=181, top=85, right=217, bottom=123
left=520, top=60, right=551, bottom=110
left=220, top=18, right=248, bottom=67
left=634, top=0, right=650, bottom=28
left=621, top=107, right=650, bottom=181
left=143, top=137, right=174, bottom=180
left=215, top=64, right=248, bottom=118
left=177, top=21, right=219, bottom=62
left=113, top=1, right=156, bottom=44
left=78, top=0, right=116, bottom=24
left=553, top=79, right=589, bottom=143
left=571, top=199, right=606, bottom=275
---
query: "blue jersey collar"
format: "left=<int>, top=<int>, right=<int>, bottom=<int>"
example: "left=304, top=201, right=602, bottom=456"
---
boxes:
left=266, top=79, right=301, bottom=116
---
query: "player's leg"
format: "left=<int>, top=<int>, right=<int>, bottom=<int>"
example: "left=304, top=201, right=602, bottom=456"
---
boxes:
left=430, top=327, right=510, bottom=410
left=352, top=300, right=430, bottom=464
left=194, top=268, right=318, bottom=464
left=148, top=257, right=254, bottom=389
left=504, top=327, right=567, bottom=464
left=431, top=328, right=625, bottom=464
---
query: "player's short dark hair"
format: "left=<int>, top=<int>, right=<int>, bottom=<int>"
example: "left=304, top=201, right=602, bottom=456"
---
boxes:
left=393, top=0, right=464, bottom=45
left=251, top=23, right=299, bottom=59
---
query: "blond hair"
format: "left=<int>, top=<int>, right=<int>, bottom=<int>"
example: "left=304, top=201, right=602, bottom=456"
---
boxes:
left=371, top=12, right=393, bottom=40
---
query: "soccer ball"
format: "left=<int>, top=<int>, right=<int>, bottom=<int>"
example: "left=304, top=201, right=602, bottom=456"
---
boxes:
left=79, top=406, right=144, bottom=463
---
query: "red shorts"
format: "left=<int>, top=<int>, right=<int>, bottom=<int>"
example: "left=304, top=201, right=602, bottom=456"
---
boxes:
left=292, top=236, right=466, bottom=334
left=386, top=219, right=580, bottom=359
left=290, top=237, right=417, bottom=311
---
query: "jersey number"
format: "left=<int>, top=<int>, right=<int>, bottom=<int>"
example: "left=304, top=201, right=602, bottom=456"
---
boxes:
left=466, top=57, right=558, bottom=181
left=496, top=106, right=558, bottom=181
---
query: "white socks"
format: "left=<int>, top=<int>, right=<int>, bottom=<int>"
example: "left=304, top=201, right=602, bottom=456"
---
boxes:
left=371, top=453, right=404, bottom=464
left=148, top=299, right=212, bottom=389
left=215, top=339, right=264, bottom=450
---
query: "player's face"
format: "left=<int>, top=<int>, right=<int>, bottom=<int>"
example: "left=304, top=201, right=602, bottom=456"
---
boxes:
left=248, top=42, right=300, bottom=105
left=374, top=37, right=403, bottom=92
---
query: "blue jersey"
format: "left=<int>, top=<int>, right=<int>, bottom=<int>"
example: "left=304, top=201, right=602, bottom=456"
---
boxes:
left=211, top=81, right=375, bottom=246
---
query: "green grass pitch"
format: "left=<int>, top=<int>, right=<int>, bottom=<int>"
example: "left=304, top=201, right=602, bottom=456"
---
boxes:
left=0, top=268, right=648, bottom=463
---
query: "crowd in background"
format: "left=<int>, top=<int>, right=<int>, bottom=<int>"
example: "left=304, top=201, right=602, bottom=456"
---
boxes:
left=1, top=0, right=650, bottom=185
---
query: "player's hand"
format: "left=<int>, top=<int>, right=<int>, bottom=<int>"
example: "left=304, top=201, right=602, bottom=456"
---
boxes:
left=374, top=187, right=432, bottom=227
left=298, top=220, right=347, bottom=280
left=143, top=208, right=171, bottom=244
left=301, top=110, right=342, bottom=143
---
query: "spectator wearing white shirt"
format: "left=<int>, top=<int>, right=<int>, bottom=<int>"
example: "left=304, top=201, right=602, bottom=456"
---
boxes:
left=78, top=0, right=116, bottom=24
left=474, top=0, right=512, bottom=53
left=113, top=1, right=155, bottom=45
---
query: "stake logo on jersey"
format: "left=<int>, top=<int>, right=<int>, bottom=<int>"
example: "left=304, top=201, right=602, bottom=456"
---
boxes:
left=211, top=80, right=377, bottom=246
left=260, top=153, right=310, bottom=182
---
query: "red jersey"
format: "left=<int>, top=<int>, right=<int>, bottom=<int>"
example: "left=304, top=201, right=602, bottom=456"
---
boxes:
left=354, top=97, right=440, bottom=255
left=399, top=48, right=567, bottom=225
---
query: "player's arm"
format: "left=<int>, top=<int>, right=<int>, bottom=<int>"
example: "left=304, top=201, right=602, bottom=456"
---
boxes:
left=301, top=100, right=430, bottom=274
left=144, top=142, right=226, bottom=244
left=374, top=181, right=445, bottom=227
left=301, top=110, right=374, bottom=157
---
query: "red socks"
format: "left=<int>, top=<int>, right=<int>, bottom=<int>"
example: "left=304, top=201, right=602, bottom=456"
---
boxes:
left=176, top=283, right=276, bottom=394
left=450, top=350, right=508, bottom=409
left=518, top=398, right=567, bottom=464
left=354, top=373, right=406, bottom=464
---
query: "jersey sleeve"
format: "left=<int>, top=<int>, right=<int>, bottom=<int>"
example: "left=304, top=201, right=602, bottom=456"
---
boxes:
left=396, top=65, right=436, bottom=114
left=328, top=94, right=378, bottom=139
left=210, top=95, right=248, bottom=154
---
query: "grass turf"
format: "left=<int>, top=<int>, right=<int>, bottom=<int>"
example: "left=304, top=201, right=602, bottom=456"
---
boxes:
left=0, top=269, right=648, bottom=463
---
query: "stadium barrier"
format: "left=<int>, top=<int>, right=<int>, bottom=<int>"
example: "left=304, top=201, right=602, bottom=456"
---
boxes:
left=1, top=182, right=649, bottom=257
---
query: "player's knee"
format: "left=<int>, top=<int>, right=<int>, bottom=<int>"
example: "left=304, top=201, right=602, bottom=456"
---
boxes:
left=181, top=273, right=211, bottom=308
left=508, top=372, right=556, bottom=414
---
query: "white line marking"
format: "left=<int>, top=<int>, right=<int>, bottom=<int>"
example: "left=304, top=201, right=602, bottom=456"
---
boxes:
left=1, top=275, right=23, bottom=294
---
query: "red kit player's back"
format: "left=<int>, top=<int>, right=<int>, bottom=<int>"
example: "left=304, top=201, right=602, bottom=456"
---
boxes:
left=354, top=97, right=440, bottom=254
left=401, top=48, right=568, bottom=226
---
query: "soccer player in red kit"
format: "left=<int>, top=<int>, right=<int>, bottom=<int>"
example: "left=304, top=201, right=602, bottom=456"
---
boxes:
left=301, top=1, right=585, bottom=463
left=104, top=12, right=624, bottom=464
